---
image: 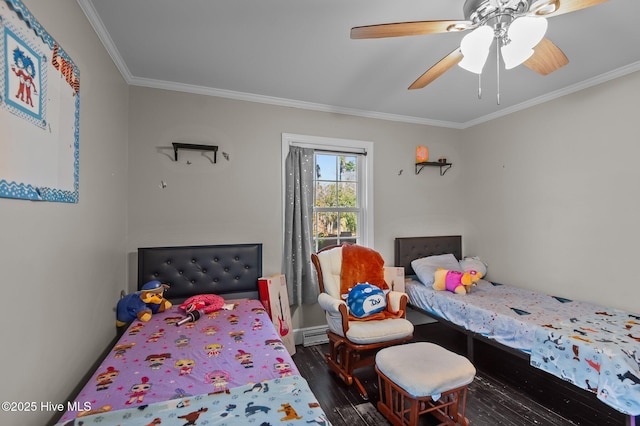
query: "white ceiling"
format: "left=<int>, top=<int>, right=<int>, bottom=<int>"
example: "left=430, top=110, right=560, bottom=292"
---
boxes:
left=78, top=0, right=640, bottom=129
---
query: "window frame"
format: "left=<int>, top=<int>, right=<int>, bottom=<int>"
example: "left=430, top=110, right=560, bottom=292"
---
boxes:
left=281, top=133, right=374, bottom=248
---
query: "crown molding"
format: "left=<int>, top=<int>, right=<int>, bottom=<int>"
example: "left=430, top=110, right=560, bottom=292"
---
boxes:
left=77, top=0, right=640, bottom=130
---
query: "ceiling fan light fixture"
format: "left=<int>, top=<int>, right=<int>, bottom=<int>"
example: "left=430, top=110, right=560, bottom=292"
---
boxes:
left=508, top=16, right=547, bottom=47
left=501, top=44, right=535, bottom=69
left=500, top=16, right=547, bottom=69
left=458, top=25, right=494, bottom=74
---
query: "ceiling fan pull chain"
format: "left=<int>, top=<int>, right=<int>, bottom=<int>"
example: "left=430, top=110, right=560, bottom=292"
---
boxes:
left=478, top=74, right=482, bottom=99
left=496, top=37, right=501, bottom=105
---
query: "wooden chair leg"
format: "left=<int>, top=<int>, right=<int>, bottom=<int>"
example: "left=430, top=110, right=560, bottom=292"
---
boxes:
left=353, top=375, right=368, bottom=400
left=325, top=335, right=352, bottom=385
left=324, top=334, right=370, bottom=398
left=325, top=331, right=414, bottom=401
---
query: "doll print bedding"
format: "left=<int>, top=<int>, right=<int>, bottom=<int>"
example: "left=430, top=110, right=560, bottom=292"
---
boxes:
left=56, top=298, right=329, bottom=425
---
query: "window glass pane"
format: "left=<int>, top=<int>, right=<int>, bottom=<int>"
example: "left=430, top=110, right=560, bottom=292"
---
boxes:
left=318, top=238, right=338, bottom=251
left=339, top=156, right=357, bottom=182
left=337, top=182, right=357, bottom=208
left=316, top=211, right=338, bottom=238
left=312, top=212, right=320, bottom=239
left=315, top=182, right=337, bottom=207
left=316, top=154, right=336, bottom=181
left=340, top=212, right=357, bottom=237
left=340, top=237, right=357, bottom=245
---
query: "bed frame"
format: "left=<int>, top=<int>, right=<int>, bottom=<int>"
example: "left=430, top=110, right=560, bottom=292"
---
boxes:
left=54, top=243, right=264, bottom=425
left=394, top=235, right=462, bottom=272
left=395, top=235, right=637, bottom=426
left=394, top=235, right=526, bottom=361
left=56, top=242, right=326, bottom=426
left=137, top=243, right=262, bottom=302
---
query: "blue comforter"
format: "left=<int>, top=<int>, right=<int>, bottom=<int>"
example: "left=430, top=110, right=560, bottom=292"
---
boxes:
left=406, top=278, right=640, bottom=415
left=56, top=375, right=330, bottom=425
left=531, top=310, right=640, bottom=416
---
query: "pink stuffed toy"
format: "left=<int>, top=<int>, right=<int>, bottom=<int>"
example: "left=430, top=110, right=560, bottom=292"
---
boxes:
left=433, top=269, right=482, bottom=294
left=179, top=294, right=225, bottom=314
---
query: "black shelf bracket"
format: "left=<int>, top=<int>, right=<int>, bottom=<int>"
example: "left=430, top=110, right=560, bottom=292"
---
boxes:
left=415, top=161, right=452, bottom=176
left=172, top=142, right=218, bottom=163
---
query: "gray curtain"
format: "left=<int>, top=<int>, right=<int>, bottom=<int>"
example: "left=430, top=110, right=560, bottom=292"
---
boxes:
left=283, top=146, right=318, bottom=306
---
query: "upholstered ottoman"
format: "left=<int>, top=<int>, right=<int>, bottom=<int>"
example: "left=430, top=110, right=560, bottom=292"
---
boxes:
left=375, top=342, right=476, bottom=426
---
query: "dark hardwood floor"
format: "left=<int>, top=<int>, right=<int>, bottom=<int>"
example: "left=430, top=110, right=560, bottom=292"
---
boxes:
left=292, top=321, right=631, bottom=426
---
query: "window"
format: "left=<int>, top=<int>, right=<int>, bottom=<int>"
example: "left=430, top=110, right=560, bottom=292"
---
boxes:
left=313, top=153, right=361, bottom=250
left=282, top=133, right=373, bottom=250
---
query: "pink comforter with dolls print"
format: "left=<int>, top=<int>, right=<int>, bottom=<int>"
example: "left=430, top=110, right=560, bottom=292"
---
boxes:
left=58, top=299, right=299, bottom=423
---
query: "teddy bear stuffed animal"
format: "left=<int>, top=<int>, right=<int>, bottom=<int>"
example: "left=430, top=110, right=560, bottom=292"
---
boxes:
left=433, top=269, right=482, bottom=294
left=116, top=280, right=172, bottom=326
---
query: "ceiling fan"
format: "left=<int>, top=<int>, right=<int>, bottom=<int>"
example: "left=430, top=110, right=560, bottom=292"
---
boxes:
left=351, top=0, right=609, bottom=93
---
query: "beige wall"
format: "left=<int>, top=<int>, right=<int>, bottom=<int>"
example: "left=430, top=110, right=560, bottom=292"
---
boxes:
left=460, top=71, right=640, bottom=313
left=125, top=86, right=464, bottom=328
left=125, top=70, right=640, bottom=322
left=0, top=1, right=129, bottom=425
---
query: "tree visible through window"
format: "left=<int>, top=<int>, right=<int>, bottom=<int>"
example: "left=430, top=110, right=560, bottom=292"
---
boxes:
left=313, top=153, right=361, bottom=250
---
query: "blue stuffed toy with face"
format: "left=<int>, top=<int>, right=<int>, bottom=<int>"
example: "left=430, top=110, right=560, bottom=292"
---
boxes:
left=116, top=280, right=172, bottom=327
left=347, top=283, right=387, bottom=318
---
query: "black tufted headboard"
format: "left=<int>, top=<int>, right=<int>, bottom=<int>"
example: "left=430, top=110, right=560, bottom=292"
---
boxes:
left=137, top=243, right=263, bottom=303
left=394, top=236, right=462, bottom=276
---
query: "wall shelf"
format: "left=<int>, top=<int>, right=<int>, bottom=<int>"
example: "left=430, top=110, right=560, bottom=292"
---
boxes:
left=172, top=142, right=218, bottom=163
left=415, top=161, right=452, bottom=176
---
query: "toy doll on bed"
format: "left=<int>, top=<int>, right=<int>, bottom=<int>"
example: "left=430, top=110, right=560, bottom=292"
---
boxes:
left=433, top=269, right=482, bottom=294
left=116, top=280, right=171, bottom=327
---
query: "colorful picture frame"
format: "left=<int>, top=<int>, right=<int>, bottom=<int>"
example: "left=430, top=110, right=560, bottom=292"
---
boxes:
left=0, top=0, right=80, bottom=203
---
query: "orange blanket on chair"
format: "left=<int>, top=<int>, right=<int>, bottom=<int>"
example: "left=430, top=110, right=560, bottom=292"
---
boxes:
left=340, top=244, right=403, bottom=321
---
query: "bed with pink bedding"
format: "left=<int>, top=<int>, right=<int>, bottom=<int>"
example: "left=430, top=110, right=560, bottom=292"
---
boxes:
left=55, top=244, right=329, bottom=426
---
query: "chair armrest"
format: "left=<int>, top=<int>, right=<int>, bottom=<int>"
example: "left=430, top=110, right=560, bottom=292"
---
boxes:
left=318, top=292, right=346, bottom=315
left=318, top=292, right=350, bottom=335
left=387, top=291, right=409, bottom=316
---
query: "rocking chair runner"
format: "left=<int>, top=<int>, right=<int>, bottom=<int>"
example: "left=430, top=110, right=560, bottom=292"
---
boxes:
left=311, top=244, right=414, bottom=398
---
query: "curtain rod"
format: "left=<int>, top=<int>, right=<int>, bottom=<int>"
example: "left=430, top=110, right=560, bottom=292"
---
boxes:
left=313, top=148, right=367, bottom=156
left=290, top=145, right=367, bottom=156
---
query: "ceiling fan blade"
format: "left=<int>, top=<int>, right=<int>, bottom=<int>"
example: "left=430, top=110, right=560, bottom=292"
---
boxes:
left=531, top=0, right=609, bottom=18
left=351, top=20, right=471, bottom=39
left=523, top=38, right=569, bottom=75
left=409, top=48, right=463, bottom=90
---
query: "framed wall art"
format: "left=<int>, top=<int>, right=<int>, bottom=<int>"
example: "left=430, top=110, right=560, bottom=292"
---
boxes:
left=0, top=0, right=80, bottom=203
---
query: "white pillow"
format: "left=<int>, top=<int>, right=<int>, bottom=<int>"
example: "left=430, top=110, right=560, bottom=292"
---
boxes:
left=460, top=256, right=487, bottom=277
left=411, top=254, right=462, bottom=286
